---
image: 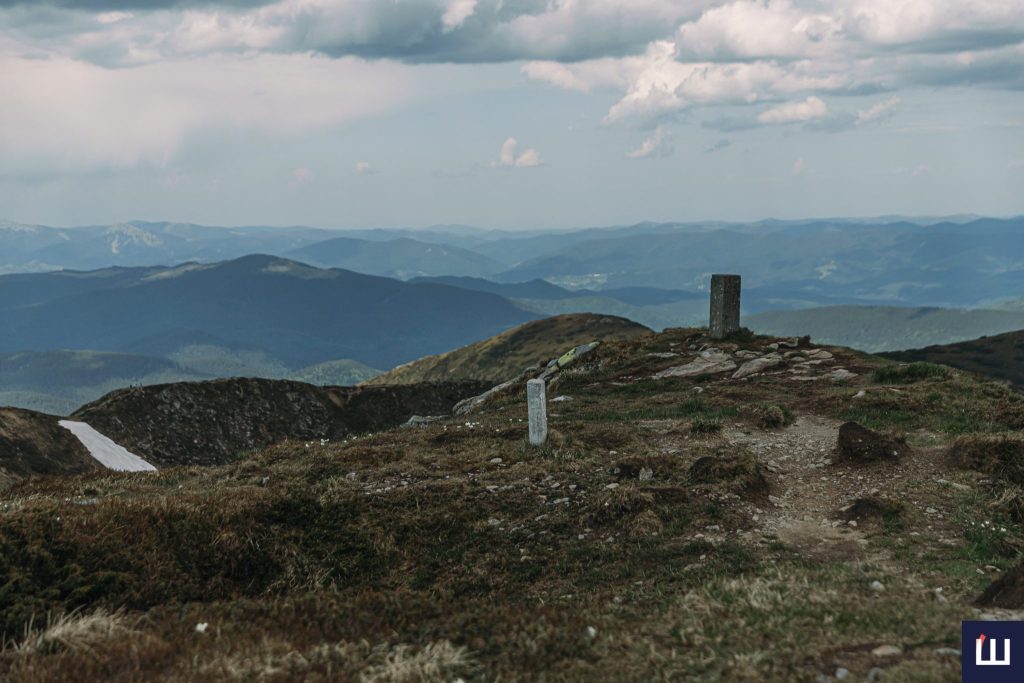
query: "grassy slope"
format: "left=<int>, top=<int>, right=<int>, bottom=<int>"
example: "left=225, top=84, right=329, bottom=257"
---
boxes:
left=367, top=313, right=652, bottom=384
left=2, top=329, right=1024, bottom=680
left=747, top=305, right=1024, bottom=352
left=881, top=329, right=1024, bottom=389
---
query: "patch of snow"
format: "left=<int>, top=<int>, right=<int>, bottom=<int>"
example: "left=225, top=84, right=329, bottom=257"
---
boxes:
left=58, top=420, right=157, bottom=472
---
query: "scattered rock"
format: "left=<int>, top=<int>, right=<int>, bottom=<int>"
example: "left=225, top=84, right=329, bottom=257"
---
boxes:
left=454, top=375, right=525, bottom=415
left=402, top=415, right=443, bottom=428
left=835, top=668, right=850, bottom=680
left=835, top=422, right=909, bottom=464
left=732, top=353, right=785, bottom=379
left=830, top=369, right=858, bottom=382
left=870, top=580, right=885, bottom=592
left=865, top=667, right=883, bottom=683
left=551, top=395, right=574, bottom=402
left=639, top=467, right=654, bottom=482
left=647, top=352, right=679, bottom=359
left=653, top=349, right=737, bottom=379
left=871, top=644, right=902, bottom=657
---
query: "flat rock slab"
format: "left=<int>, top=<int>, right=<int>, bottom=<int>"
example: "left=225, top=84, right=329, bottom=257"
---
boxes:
left=733, top=353, right=784, bottom=379
left=654, top=350, right=737, bottom=379
left=59, top=420, right=156, bottom=472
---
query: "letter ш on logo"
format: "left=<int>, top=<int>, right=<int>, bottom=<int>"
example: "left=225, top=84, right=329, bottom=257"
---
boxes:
left=963, top=621, right=1022, bottom=682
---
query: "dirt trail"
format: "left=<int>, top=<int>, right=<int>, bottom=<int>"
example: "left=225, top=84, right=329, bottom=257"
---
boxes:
left=727, top=415, right=956, bottom=564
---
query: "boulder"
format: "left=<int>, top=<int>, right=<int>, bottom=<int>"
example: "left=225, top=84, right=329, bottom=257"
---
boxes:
left=653, top=350, right=737, bottom=379
left=835, top=422, right=908, bottom=463
left=732, top=353, right=784, bottom=379
left=538, top=341, right=601, bottom=380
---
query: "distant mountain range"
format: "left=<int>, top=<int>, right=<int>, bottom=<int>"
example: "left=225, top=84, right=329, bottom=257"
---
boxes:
left=3, top=216, right=1023, bottom=311
left=0, top=255, right=536, bottom=413
left=2, top=214, right=1024, bottom=412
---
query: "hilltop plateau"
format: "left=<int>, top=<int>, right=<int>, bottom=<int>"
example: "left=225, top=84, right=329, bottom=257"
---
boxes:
left=368, top=313, right=650, bottom=385
left=2, top=322, right=1023, bottom=681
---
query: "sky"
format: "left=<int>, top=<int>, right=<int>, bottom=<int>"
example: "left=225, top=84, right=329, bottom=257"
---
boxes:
left=1, top=0, right=1022, bottom=230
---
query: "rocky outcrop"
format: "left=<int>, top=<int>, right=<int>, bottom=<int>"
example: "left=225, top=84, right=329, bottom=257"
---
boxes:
left=72, top=378, right=489, bottom=467
left=653, top=349, right=737, bottom=379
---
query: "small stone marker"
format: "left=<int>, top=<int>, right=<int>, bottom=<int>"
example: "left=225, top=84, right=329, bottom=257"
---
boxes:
left=526, top=379, right=548, bottom=446
left=709, top=274, right=741, bottom=339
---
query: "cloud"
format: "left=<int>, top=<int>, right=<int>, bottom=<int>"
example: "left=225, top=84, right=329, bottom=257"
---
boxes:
left=757, top=96, right=828, bottom=124
left=2, top=0, right=1024, bottom=134
left=0, top=51, right=419, bottom=175
left=495, top=137, right=542, bottom=168
left=354, top=160, right=375, bottom=174
left=856, top=95, right=900, bottom=124
left=522, top=1, right=1024, bottom=126
left=626, top=125, right=673, bottom=159
left=676, top=0, right=843, bottom=60
left=441, top=0, right=476, bottom=32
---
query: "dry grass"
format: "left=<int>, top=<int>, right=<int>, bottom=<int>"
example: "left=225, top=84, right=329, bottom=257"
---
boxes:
left=8, top=609, right=137, bottom=657
left=2, top=327, right=1023, bottom=680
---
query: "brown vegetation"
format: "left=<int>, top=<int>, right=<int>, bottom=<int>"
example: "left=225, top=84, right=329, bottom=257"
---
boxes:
left=3, top=326, right=1024, bottom=680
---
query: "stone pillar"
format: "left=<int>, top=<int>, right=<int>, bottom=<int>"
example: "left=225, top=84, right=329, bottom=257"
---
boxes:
left=527, top=379, right=548, bottom=446
left=709, top=274, right=741, bottom=339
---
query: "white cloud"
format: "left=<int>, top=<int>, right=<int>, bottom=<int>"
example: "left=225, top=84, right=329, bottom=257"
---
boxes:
left=856, top=95, right=901, bottom=124
left=0, top=52, right=420, bottom=175
left=626, top=125, right=673, bottom=159
left=677, top=0, right=843, bottom=60
left=757, top=96, right=829, bottom=124
left=442, top=0, right=477, bottom=32
left=521, top=1, right=1024, bottom=126
left=496, top=137, right=543, bottom=168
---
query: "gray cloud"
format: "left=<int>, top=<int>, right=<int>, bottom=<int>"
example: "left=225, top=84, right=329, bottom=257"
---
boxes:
left=0, top=1, right=272, bottom=8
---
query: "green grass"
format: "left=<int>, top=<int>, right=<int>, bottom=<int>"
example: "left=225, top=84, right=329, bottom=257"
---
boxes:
left=872, top=362, right=950, bottom=384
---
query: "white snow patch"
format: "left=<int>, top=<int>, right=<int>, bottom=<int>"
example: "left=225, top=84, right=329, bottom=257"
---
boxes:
left=59, top=420, right=157, bottom=472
